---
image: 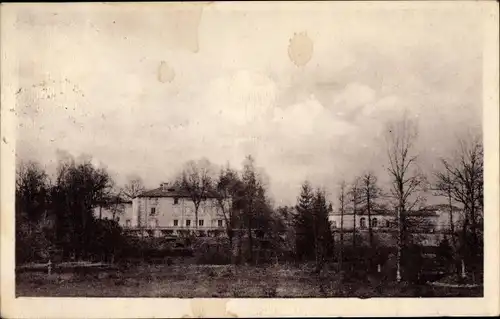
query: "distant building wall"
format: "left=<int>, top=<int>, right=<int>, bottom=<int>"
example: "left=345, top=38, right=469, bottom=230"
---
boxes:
left=93, top=202, right=133, bottom=228
left=329, top=213, right=395, bottom=230
left=434, top=209, right=464, bottom=231
left=329, top=207, right=464, bottom=233
left=131, top=196, right=226, bottom=230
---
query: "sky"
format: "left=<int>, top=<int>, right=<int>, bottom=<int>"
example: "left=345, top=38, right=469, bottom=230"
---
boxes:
left=14, top=3, right=483, bottom=206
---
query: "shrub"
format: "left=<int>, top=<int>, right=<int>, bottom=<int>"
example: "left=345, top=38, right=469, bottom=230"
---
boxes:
left=194, top=239, right=232, bottom=265
left=195, top=249, right=231, bottom=265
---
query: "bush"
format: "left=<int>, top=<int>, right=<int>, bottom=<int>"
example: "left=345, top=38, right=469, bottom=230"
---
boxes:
left=117, top=236, right=193, bottom=262
left=194, top=240, right=231, bottom=265
left=16, top=223, right=53, bottom=264
left=195, top=249, right=231, bottom=265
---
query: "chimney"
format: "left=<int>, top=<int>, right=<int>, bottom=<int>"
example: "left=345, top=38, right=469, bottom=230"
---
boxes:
left=160, top=182, right=169, bottom=191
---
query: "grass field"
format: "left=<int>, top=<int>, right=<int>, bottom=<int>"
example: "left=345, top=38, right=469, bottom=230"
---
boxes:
left=16, top=263, right=483, bottom=298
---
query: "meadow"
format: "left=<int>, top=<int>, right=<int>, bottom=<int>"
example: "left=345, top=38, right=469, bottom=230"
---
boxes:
left=16, top=261, right=482, bottom=298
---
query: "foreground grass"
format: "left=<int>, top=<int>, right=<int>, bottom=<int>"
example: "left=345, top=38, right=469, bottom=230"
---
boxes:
left=16, top=263, right=483, bottom=298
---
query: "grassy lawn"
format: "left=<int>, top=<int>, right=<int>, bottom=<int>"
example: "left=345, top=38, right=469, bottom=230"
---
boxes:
left=16, top=263, right=483, bottom=298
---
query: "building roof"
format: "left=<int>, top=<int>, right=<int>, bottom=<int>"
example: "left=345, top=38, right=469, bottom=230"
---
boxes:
left=409, top=209, right=439, bottom=217
left=330, top=207, right=444, bottom=218
left=139, top=187, right=190, bottom=198
left=423, top=204, right=462, bottom=212
left=138, top=185, right=218, bottom=199
left=330, top=206, right=395, bottom=217
left=330, top=211, right=394, bottom=217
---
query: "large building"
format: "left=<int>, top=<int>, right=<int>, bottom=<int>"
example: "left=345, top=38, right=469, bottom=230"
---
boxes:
left=328, top=204, right=464, bottom=247
left=93, top=182, right=228, bottom=237
left=128, top=182, right=226, bottom=237
left=329, top=204, right=463, bottom=232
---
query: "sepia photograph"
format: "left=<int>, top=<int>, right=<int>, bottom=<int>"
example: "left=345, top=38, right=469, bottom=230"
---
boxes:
left=1, top=1, right=499, bottom=318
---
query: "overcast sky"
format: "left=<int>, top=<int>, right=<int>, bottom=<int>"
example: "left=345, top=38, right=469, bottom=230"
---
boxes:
left=14, top=3, right=483, bottom=206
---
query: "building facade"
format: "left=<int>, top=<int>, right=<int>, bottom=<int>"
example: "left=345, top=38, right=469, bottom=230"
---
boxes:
left=329, top=204, right=463, bottom=232
left=125, top=183, right=226, bottom=237
left=328, top=204, right=465, bottom=247
left=328, top=208, right=395, bottom=231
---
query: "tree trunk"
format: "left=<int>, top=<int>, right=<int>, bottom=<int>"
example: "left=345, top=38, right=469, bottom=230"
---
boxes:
left=247, top=221, right=254, bottom=264
left=227, top=229, right=233, bottom=248
left=352, top=207, right=357, bottom=249
left=194, top=203, right=200, bottom=230
left=340, top=210, right=344, bottom=271
left=313, top=211, right=319, bottom=272
left=396, top=205, right=403, bottom=282
left=448, top=190, right=455, bottom=242
left=367, top=191, right=373, bottom=248
left=235, top=229, right=243, bottom=264
left=470, top=199, right=478, bottom=281
left=461, top=208, right=470, bottom=277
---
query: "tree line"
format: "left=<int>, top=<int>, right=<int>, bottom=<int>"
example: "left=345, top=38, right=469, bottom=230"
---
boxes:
left=16, top=154, right=119, bottom=263
left=15, top=113, right=483, bottom=284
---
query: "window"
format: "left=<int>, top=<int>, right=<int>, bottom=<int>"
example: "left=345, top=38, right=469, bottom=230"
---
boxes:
left=371, top=218, right=378, bottom=228
left=150, top=207, right=156, bottom=216
left=174, top=197, right=179, bottom=205
left=360, top=217, right=367, bottom=229
left=331, top=221, right=337, bottom=228
left=173, top=219, right=178, bottom=226
left=386, top=220, right=390, bottom=227
left=217, top=220, right=223, bottom=227
left=126, top=219, right=131, bottom=227
left=199, top=219, right=204, bottom=227
left=186, top=220, right=191, bottom=227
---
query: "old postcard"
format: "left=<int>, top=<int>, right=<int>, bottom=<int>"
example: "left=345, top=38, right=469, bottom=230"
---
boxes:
left=1, top=1, right=499, bottom=318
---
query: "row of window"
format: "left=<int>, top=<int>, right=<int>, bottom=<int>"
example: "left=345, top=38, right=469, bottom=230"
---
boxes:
left=147, top=198, right=184, bottom=216
left=148, top=199, right=220, bottom=216
left=125, top=219, right=224, bottom=228
left=331, top=218, right=390, bottom=229
left=175, top=219, right=224, bottom=227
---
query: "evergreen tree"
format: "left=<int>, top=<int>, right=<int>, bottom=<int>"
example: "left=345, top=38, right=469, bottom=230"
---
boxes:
left=312, top=189, right=334, bottom=271
left=294, top=181, right=315, bottom=261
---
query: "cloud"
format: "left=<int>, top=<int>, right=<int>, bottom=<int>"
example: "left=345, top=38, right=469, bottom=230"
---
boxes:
left=14, top=4, right=483, bottom=205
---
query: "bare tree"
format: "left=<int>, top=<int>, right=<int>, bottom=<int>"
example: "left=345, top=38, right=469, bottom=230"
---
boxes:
left=348, top=178, right=364, bottom=250
left=177, top=158, right=214, bottom=230
left=433, top=170, right=457, bottom=244
left=107, top=192, right=126, bottom=222
left=337, top=180, right=347, bottom=271
left=122, top=175, right=145, bottom=200
left=360, top=171, right=383, bottom=248
left=214, top=165, right=242, bottom=248
left=385, top=113, right=426, bottom=282
left=434, top=133, right=483, bottom=279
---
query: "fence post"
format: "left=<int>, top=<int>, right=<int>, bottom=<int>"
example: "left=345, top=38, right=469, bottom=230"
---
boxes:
left=47, top=259, right=52, bottom=276
left=461, top=259, right=466, bottom=278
